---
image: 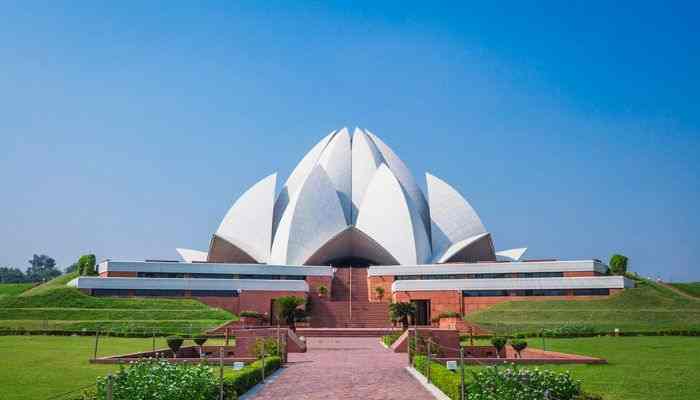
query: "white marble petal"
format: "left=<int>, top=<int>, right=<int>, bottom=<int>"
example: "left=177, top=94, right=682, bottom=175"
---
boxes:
left=426, top=173, right=487, bottom=260
left=175, top=248, right=208, bottom=263
left=215, top=173, right=277, bottom=263
left=356, top=164, right=431, bottom=265
left=365, top=129, right=431, bottom=236
left=496, top=248, right=528, bottom=261
left=269, top=165, right=348, bottom=265
left=351, top=128, right=384, bottom=224
left=434, top=232, right=494, bottom=263
left=317, top=127, right=352, bottom=224
left=272, top=130, right=336, bottom=239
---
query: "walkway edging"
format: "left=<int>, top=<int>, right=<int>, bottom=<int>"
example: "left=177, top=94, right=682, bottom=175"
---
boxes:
left=238, top=367, right=285, bottom=400
left=404, top=366, right=452, bottom=400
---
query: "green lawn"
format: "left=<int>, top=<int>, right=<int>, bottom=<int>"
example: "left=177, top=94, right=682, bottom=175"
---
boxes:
left=0, top=283, right=34, bottom=298
left=466, top=279, right=700, bottom=334
left=0, top=273, right=235, bottom=335
left=452, top=336, right=699, bottom=400
left=669, top=282, right=700, bottom=298
left=0, top=335, right=231, bottom=400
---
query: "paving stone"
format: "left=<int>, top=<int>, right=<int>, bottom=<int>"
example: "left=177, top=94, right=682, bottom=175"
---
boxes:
left=250, top=337, right=434, bottom=400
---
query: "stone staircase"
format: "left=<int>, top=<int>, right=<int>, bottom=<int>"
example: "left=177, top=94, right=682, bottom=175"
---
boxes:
left=310, top=266, right=392, bottom=329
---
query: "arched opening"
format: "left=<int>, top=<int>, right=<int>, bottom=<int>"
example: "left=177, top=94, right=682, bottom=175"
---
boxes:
left=303, top=227, right=399, bottom=266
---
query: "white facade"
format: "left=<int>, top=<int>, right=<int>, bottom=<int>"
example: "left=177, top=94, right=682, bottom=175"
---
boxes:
left=70, top=276, right=309, bottom=292
left=392, top=276, right=634, bottom=292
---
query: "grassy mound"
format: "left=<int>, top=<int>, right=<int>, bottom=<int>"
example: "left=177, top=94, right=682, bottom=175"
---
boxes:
left=0, top=273, right=236, bottom=334
left=669, top=282, right=700, bottom=299
left=466, top=279, right=700, bottom=334
left=0, top=283, right=34, bottom=298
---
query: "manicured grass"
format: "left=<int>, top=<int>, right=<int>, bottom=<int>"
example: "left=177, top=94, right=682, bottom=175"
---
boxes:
left=0, top=283, right=34, bottom=298
left=530, top=336, right=700, bottom=400
left=466, top=279, right=700, bottom=334
left=0, top=274, right=236, bottom=334
left=670, top=282, right=700, bottom=298
left=0, top=335, right=232, bottom=400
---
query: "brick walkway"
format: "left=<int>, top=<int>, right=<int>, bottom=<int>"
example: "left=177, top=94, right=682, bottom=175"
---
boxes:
left=248, top=337, right=434, bottom=400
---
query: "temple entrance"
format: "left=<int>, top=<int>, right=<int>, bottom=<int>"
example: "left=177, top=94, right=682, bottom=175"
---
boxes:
left=411, top=300, right=431, bottom=326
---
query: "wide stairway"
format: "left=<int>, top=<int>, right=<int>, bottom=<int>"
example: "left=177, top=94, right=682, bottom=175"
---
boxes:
left=308, top=267, right=392, bottom=330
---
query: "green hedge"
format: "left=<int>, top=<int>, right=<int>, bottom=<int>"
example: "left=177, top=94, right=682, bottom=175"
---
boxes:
left=223, top=356, right=281, bottom=398
left=412, top=355, right=462, bottom=400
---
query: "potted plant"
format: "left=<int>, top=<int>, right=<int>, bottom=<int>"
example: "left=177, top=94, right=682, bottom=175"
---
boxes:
left=510, top=337, right=528, bottom=358
left=317, top=284, right=328, bottom=298
left=166, top=335, right=184, bottom=358
left=388, top=302, right=416, bottom=331
left=374, top=286, right=385, bottom=301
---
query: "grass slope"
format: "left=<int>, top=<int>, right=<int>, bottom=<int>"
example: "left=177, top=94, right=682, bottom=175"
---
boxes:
left=0, top=273, right=235, bottom=334
left=466, top=279, right=700, bottom=334
left=669, top=282, right=700, bottom=298
left=0, top=283, right=34, bottom=298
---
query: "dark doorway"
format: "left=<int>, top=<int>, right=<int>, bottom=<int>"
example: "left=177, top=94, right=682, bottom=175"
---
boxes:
left=411, top=300, right=431, bottom=326
left=269, top=299, right=277, bottom=325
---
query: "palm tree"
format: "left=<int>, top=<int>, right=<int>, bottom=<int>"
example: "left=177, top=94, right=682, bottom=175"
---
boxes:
left=388, top=302, right=416, bottom=331
left=274, top=296, right=306, bottom=331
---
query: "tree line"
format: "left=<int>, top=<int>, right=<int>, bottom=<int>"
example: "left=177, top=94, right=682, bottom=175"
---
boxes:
left=0, top=253, right=98, bottom=283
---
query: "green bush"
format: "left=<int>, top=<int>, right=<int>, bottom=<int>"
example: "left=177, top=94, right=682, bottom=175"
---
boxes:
left=239, top=310, right=266, bottom=320
left=543, top=324, right=598, bottom=337
left=468, top=363, right=582, bottom=400
left=382, top=332, right=402, bottom=346
left=166, top=335, right=184, bottom=355
left=96, top=359, right=217, bottom=400
left=252, top=337, right=280, bottom=359
left=413, top=355, right=461, bottom=400
left=223, top=356, right=281, bottom=397
left=438, top=311, right=461, bottom=319
left=609, top=254, right=628, bottom=275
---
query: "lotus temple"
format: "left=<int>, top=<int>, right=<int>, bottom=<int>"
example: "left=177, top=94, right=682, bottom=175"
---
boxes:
left=69, top=128, right=634, bottom=327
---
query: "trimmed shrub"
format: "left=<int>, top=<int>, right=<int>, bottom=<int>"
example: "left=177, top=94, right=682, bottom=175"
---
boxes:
left=193, top=335, right=208, bottom=346
left=510, top=338, right=528, bottom=357
left=468, top=363, right=582, bottom=400
left=239, top=310, right=266, bottom=320
left=252, top=337, right=280, bottom=359
left=223, top=356, right=281, bottom=397
left=96, top=359, right=217, bottom=400
left=413, top=355, right=461, bottom=400
left=166, top=335, right=184, bottom=355
left=317, top=284, right=329, bottom=297
left=438, top=311, right=461, bottom=319
left=490, top=336, right=507, bottom=357
left=374, top=286, right=385, bottom=300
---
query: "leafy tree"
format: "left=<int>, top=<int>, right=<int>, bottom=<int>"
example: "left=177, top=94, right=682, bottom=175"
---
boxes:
left=274, top=296, right=305, bottom=331
left=25, top=254, right=60, bottom=282
left=0, top=267, right=27, bottom=283
left=609, top=254, right=629, bottom=275
left=388, top=301, right=416, bottom=330
left=64, top=263, right=79, bottom=274
left=511, top=338, right=528, bottom=358
left=77, top=254, right=97, bottom=276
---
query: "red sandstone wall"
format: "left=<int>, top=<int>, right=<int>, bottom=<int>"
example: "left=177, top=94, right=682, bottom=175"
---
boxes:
left=393, top=290, right=463, bottom=318
left=306, top=276, right=332, bottom=298
left=238, top=290, right=307, bottom=317
left=563, top=271, right=597, bottom=277
left=367, top=276, right=393, bottom=303
left=101, top=271, right=137, bottom=277
left=462, top=291, right=621, bottom=314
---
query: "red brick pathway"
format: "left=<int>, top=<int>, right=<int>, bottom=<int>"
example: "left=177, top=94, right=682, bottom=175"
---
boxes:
left=248, top=337, right=434, bottom=400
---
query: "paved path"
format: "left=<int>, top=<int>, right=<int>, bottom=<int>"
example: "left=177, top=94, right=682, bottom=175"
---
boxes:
left=248, top=337, right=434, bottom=400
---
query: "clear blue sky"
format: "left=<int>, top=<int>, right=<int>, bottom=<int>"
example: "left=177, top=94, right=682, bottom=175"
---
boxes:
left=1, top=2, right=698, bottom=280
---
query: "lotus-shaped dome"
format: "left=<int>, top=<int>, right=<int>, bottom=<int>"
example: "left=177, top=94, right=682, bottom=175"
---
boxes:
left=186, top=128, right=498, bottom=266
